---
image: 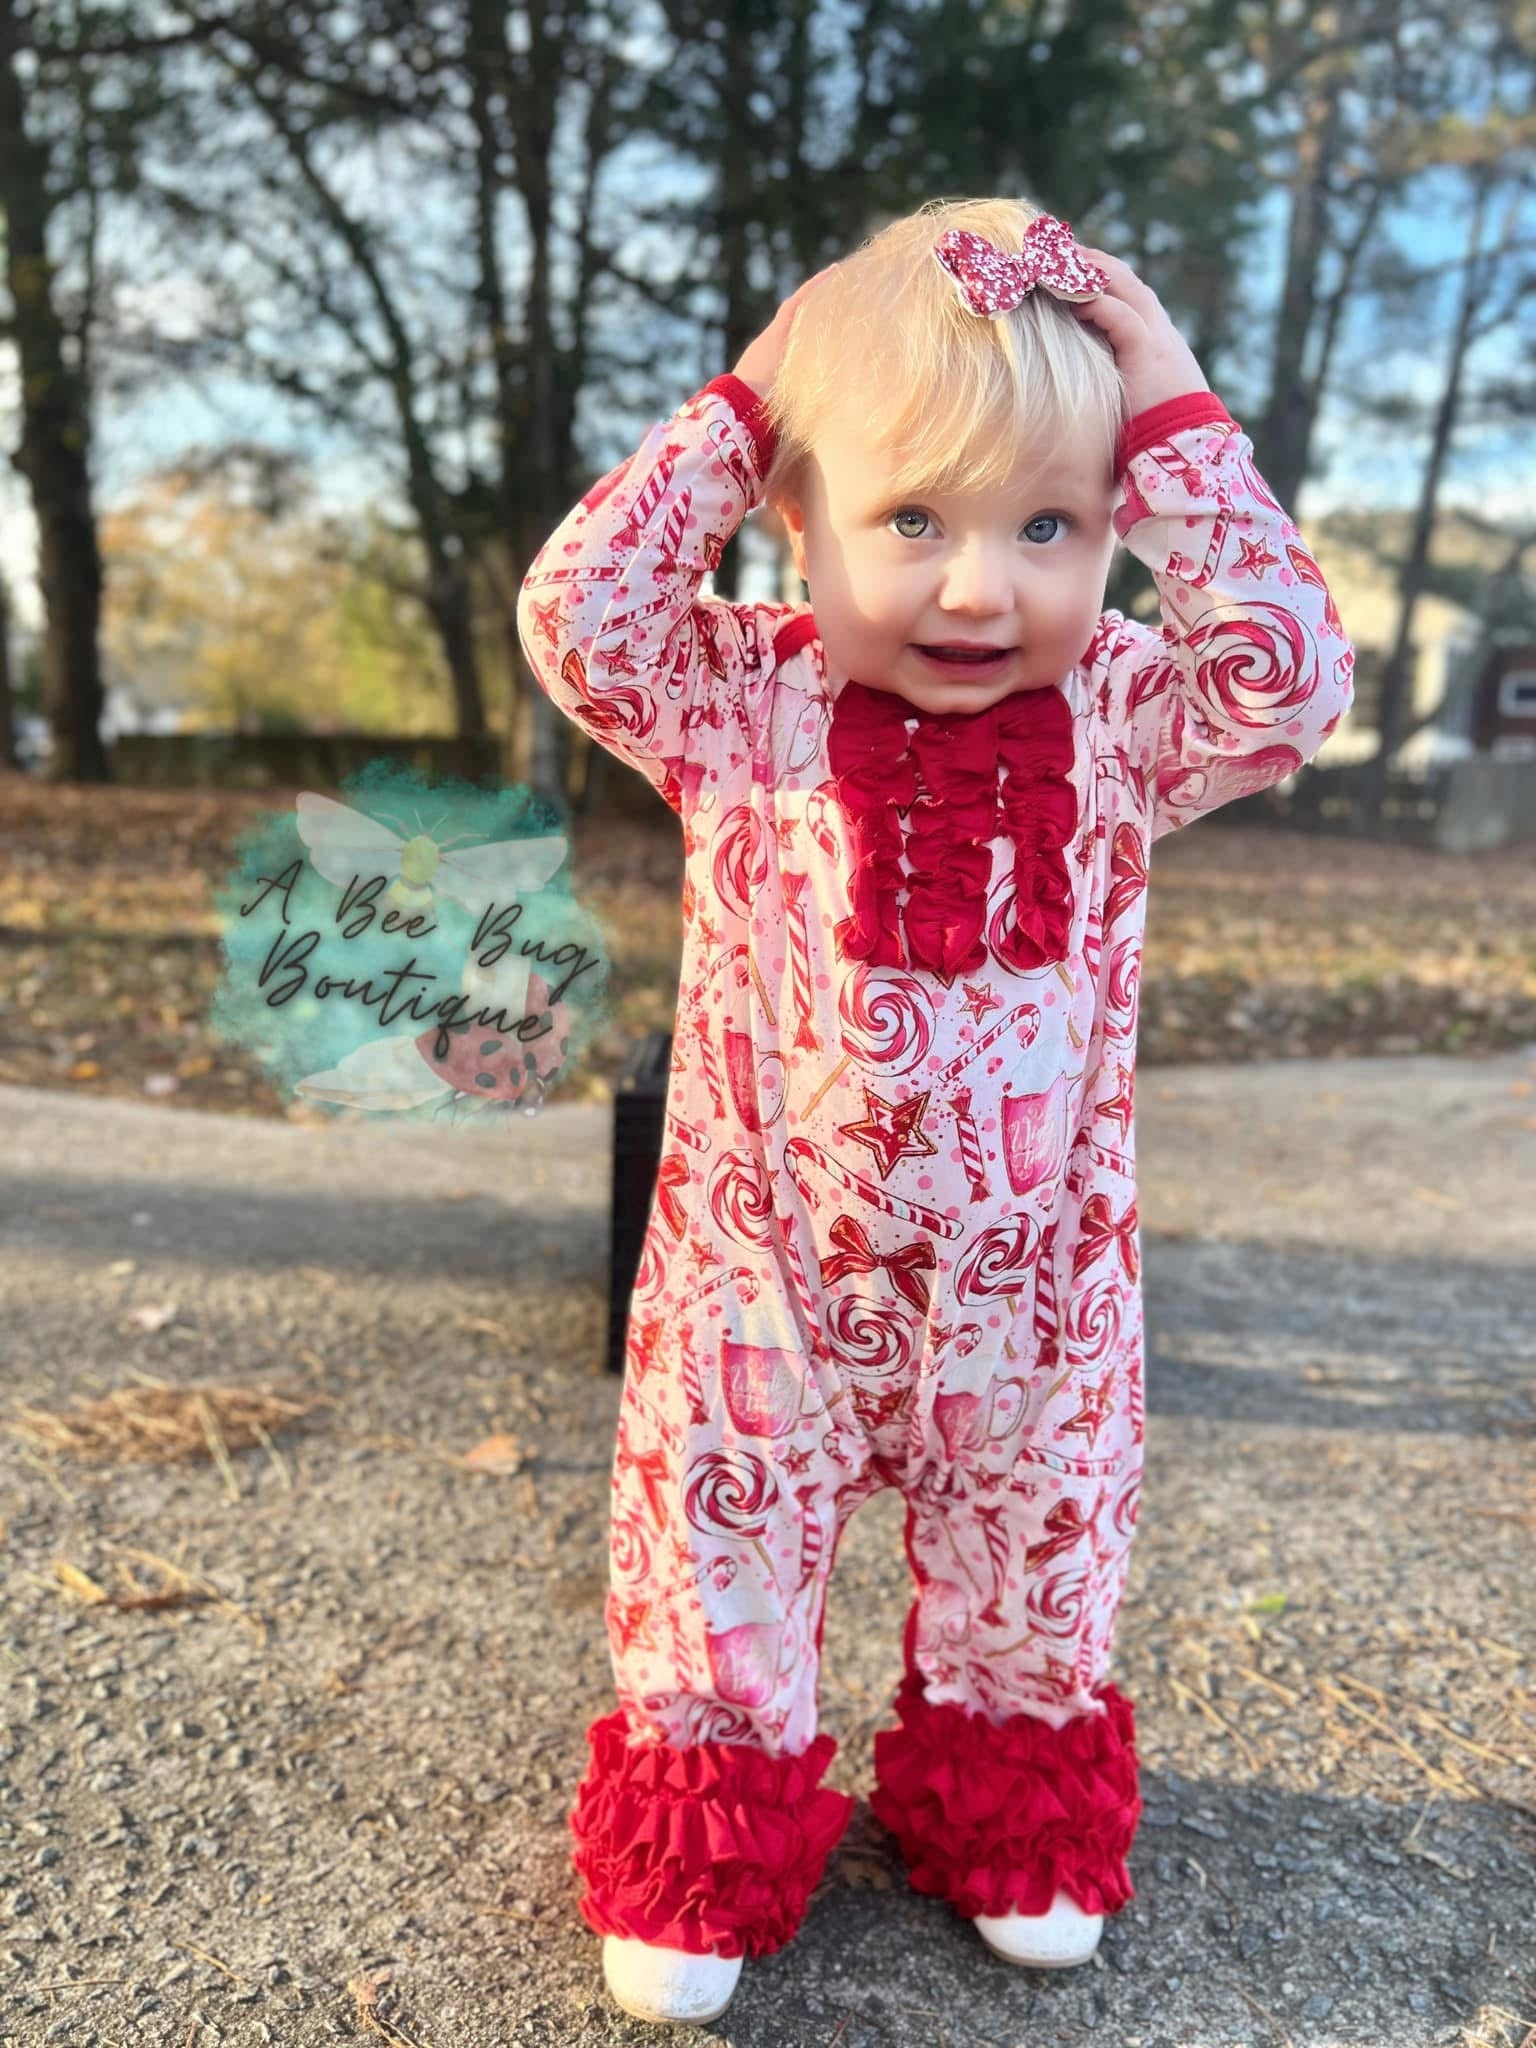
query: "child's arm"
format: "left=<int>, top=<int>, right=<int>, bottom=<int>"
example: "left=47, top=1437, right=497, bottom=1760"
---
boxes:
left=515, top=373, right=785, bottom=818
left=1098, top=393, right=1356, bottom=843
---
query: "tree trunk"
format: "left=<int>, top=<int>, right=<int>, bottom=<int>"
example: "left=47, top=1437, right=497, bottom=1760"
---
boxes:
left=1361, top=172, right=1491, bottom=828
left=0, top=576, right=17, bottom=771
left=1252, top=60, right=1343, bottom=514
left=0, top=0, right=108, bottom=782
left=427, top=554, right=487, bottom=746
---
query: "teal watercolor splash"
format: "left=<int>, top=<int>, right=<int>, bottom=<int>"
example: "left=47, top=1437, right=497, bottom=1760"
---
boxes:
left=210, top=760, right=613, bottom=1131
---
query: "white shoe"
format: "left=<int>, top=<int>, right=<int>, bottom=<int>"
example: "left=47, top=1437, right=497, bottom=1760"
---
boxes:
left=974, top=1891, right=1103, bottom=1968
left=601, top=1934, right=744, bottom=2024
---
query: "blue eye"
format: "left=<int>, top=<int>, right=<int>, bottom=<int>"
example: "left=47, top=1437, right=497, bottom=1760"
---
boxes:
left=888, top=509, right=1072, bottom=542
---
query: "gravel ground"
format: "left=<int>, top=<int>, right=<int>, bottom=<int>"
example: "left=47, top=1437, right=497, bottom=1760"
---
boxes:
left=2, top=1051, right=1534, bottom=2048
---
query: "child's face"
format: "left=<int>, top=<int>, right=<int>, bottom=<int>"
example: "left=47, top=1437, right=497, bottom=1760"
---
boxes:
left=778, top=410, right=1119, bottom=718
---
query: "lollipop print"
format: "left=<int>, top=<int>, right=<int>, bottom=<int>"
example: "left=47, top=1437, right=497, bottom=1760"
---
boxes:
left=684, top=1447, right=781, bottom=1584
left=707, top=1149, right=777, bottom=1250
left=804, top=965, right=935, bottom=1117
left=955, top=1214, right=1039, bottom=1304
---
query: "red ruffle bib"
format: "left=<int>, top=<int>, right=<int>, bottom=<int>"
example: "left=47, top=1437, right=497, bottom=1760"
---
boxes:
left=826, top=678, right=1079, bottom=980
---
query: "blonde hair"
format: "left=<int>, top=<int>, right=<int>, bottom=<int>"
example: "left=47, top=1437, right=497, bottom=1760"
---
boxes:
left=760, top=195, right=1129, bottom=520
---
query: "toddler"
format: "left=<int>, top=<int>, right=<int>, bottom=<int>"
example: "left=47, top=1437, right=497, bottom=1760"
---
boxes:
left=516, top=194, right=1354, bottom=2027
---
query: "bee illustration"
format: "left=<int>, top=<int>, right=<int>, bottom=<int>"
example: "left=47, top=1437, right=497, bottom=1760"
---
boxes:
left=294, top=792, right=567, bottom=919
left=290, top=796, right=575, bottom=1124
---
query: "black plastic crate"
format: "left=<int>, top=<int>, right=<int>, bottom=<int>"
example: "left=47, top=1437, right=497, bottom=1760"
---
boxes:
left=606, top=1029, right=674, bottom=1373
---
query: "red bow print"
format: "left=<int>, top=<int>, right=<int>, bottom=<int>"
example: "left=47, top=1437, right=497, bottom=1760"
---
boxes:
left=615, top=1437, right=674, bottom=1531
left=819, top=1214, right=936, bottom=1314
left=932, top=216, right=1109, bottom=318
left=1072, top=1192, right=1140, bottom=1284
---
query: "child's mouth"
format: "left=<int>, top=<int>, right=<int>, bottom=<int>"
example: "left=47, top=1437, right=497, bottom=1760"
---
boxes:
left=914, top=645, right=1015, bottom=674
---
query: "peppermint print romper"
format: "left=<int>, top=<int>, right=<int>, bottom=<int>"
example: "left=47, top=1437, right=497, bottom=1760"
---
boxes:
left=516, top=372, right=1355, bottom=1959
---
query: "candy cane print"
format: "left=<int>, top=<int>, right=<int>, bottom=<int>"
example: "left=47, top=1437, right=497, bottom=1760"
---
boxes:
left=628, top=1384, right=685, bottom=1458
left=609, top=445, right=680, bottom=556
left=703, top=411, right=755, bottom=497
left=692, top=1016, right=728, bottom=1120
left=671, top=1610, right=697, bottom=1694
left=702, top=940, right=771, bottom=1023
left=1012, top=1442, right=1126, bottom=1478
left=665, top=1106, right=714, bottom=1158
left=782, top=869, right=821, bottom=1055
left=776, top=1209, right=831, bottom=1363
left=804, top=781, right=844, bottom=865
left=672, top=1267, right=762, bottom=1320
left=794, top=1484, right=825, bottom=1595
left=935, top=1001, right=1042, bottom=1087
left=783, top=1136, right=964, bottom=1241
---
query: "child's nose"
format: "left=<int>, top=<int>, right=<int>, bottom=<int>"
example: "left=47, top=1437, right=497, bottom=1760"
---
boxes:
left=938, top=541, right=1016, bottom=613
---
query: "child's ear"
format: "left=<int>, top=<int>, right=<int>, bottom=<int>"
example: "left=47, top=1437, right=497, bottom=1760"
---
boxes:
left=776, top=496, right=809, bottom=585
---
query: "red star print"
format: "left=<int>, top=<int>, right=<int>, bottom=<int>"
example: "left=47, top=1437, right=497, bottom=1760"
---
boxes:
left=610, top=1598, right=658, bottom=1655
left=528, top=596, right=564, bottom=647
left=685, top=1236, right=722, bottom=1278
left=771, top=816, right=798, bottom=853
left=958, top=981, right=1002, bottom=1025
left=600, top=637, right=639, bottom=680
left=1058, top=1370, right=1117, bottom=1445
left=838, top=1087, right=938, bottom=1179
left=780, top=1445, right=814, bottom=1477
left=853, top=1384, right=910, bottom=1431
left=1233, top=535, right=1280, bottom=578
left=697, top=911, right=723, bottom=950
left=628, top=1317, right=665, bottom=1381
left=1097, top=1059, right=1134, bottom=1139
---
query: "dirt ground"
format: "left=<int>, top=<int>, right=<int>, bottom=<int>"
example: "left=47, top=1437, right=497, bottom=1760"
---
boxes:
left=2, top=1047, right=1533, bottom=2047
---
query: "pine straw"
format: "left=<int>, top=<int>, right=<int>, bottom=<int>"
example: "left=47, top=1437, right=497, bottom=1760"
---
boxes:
left=4, top=1368, right=332, bottom=1470
left=1139, top=1615, right=1536, bottom=1820
left=1459, top=2011, right=1536, bottom=2048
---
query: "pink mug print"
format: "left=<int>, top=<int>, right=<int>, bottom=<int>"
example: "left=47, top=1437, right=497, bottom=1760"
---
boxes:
left=1002, top=1071, right=1071, bottom=1196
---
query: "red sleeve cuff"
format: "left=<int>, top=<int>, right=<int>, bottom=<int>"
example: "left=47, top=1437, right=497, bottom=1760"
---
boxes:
left=700, top=373, right=777, bottom=481
left=1115, top=391, right=1234, bottom=477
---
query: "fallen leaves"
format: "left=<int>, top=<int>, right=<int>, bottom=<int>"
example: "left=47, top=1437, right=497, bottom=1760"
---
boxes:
left=459, top=1431, right=531, bottom=1476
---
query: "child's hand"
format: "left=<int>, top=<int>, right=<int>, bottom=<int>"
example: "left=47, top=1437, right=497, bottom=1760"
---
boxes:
left=1066, top=248, right=1211, bottom=415
left=733, top=265, right=840, bottom=400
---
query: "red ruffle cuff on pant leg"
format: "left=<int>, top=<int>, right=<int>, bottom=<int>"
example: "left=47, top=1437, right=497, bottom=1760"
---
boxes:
left=569, top=1711, right=856, bottom=1958
left=869, top=1669, right=1143, bottom=1920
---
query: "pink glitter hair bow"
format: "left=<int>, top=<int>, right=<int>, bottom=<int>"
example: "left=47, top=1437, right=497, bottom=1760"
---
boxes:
left=932, top=215, right=1108, bottom=316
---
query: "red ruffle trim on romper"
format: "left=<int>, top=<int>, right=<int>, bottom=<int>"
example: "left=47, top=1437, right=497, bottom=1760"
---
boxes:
left=828, top=680, right=1077, bottom=979
left=869, top=1673, right=1142, bottom=1919
left=569, top=1712, right=856, bottom=1957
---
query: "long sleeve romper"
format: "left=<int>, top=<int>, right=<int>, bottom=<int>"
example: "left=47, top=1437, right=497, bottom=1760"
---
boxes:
left=516, top=373, right=1355, bottom=1959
